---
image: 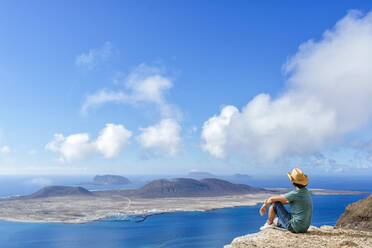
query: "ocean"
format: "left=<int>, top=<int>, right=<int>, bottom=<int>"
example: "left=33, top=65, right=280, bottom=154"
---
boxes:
left=0, top=175, right=370, bottom=248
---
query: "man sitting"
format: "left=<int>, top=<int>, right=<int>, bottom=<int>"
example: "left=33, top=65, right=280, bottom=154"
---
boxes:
left=259, top=168, right=313, bottom=233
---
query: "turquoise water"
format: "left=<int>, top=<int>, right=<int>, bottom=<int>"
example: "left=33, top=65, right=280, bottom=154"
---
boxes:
left=0, top=194, right=368, bottom=248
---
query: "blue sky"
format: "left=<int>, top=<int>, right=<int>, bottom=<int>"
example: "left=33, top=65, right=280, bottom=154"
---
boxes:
left=1, top=1, right=372, bottom=176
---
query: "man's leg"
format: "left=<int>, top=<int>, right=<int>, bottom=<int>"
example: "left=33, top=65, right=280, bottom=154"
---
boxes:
left=267, top=203, right=276, bottom=224
left=260, top=203, right=277, bottom=230
left=273, top=217, right=279, bottom=226
left=272, top=202, right=294, bottom=232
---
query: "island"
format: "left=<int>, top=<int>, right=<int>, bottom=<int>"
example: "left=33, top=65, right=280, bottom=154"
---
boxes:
left=99, top=178, right=270, bottom=198
left=93, top=175, right=131, bottom=185
left=80, top=174, right=131, bottom=185
left=0, top=178, right=366, bottom=224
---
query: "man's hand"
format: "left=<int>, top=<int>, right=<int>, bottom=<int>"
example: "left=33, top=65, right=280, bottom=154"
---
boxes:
left=259, top=195, right=289, bottom=216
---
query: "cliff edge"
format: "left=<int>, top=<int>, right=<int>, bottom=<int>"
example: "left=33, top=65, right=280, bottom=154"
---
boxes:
left=225, top=194, right=372, bottom=248
left=225, top=226, right=372, bottom=248
left=335, top=194, right=372, bottom=231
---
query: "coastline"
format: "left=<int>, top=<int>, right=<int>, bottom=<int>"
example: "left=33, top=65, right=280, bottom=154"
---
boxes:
left=0, top=189, right=367, bottom=224
left=0, top=193, right=272, bottom=224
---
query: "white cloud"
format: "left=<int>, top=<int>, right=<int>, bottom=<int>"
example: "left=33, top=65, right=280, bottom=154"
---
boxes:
left=0, top=146, right=10, bottom=154
left=202, top=10, right=372, bottom=162
left=201, top=106, right=238, bottom=159
left=95, top=123, right=132, bottom=158
left=82, top=63, right=181, bottom=119
left=46, top=133, right=95, bottom=162
left=82, top=90, right=126, bottom=112
left=75, top=42, right=113, bottom=69
left=45, top=124, right=132, bottom=162
left=137, top=118, right=181, bottom=156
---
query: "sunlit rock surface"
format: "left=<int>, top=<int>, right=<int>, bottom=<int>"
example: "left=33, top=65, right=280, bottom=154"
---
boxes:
left=225, top=226, right=372, bottom=248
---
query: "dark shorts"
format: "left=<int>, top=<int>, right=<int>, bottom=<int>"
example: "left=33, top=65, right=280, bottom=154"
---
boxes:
left=273, top=202, right=295, bottom=233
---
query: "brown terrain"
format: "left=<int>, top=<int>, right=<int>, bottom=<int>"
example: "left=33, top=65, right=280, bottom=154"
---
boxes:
left=335, top=194, right=372, bottom=231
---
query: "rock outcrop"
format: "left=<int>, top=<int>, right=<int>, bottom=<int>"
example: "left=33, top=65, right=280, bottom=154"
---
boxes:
left=225, top=226, right=372, bottom=248
left=226, top=194, right=372, bottom=248
left=335, top=194, right=372, bottom=231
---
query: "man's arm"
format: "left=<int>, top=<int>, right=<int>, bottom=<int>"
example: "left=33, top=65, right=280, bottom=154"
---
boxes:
left=259, top=195, right=289, bottom=216
left=266, top=195, right=289, bottom=205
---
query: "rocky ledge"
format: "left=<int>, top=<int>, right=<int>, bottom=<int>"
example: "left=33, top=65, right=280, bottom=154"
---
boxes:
left=226, top=194, right=372, bottom=248
left=225, top=226, right=372, bottom=248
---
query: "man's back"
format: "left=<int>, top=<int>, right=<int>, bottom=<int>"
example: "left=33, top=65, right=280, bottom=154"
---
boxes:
left=284, top=188, right=313, bottom=233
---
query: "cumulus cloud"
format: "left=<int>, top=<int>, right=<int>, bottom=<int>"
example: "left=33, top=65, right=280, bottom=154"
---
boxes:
left=45, top=124, right=132, bottom=162
left=45, top=133, right=95, bottom=162
left=82, top=63, right=181, bottom=119
left=0, top=146, right=10, bottom=154
left=202, top=106, right=238, bottom=159
left=75, top=42, right=113, bottom=69
left=137, top=118, right=181, bottom=156
left=95, top=123, right=132, bottom=158
left=202, top=10, right=372, bottom=162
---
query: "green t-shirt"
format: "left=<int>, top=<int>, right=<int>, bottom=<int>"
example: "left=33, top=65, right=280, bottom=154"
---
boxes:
left=284, top=188, right=313, bottom=233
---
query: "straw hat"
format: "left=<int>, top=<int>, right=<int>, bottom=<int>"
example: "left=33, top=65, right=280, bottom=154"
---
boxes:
left=287, top=168, right=308, bottom=186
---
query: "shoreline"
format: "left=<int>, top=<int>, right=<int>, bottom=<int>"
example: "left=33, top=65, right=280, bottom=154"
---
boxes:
left=0, top=189, right=368, bottom=224
left=0, top=194, right=268, bottom=224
